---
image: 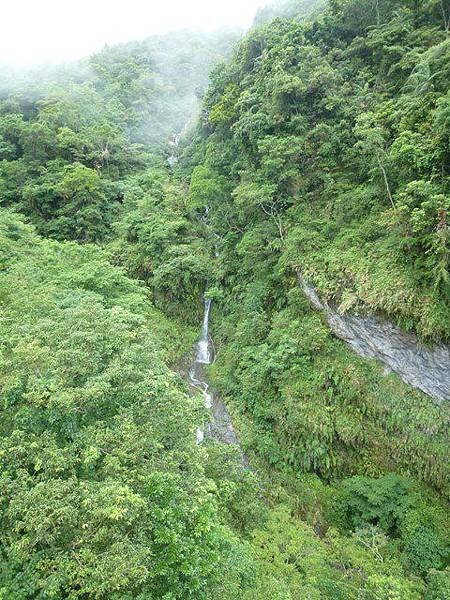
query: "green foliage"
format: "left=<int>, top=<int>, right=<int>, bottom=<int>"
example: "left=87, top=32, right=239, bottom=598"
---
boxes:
left=22, top=162, right=114, bottom=242
left=0, top=30, right=238, bottom=243
left=195, top=0, right=449, bottom=340
left=393, top=180, right=450, bottom=293
left=242, top=506, right=427, bottom=599
left=188, top=165, right=229, bottom=210
left=0, top=85, right=132, bottom=241
left=111, top=168, right=211, bottom=322
left=209, top=83, right=240, bottom=124
left=0, top=209, right=252, bottom=599
left=425, top=568, right=450, bottom=600
left=1, top=1, right=449, bottom=597
left=329, top=474, right=414, bottom=534
left=329, top=475, right=450, bottom=575
left=255, top=0, right=325, bottom=24
left=173, top=1, right=450, bottom=595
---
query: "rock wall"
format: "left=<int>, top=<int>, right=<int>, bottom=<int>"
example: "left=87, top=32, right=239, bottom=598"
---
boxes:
left=297, top=274, right=450, bottom=402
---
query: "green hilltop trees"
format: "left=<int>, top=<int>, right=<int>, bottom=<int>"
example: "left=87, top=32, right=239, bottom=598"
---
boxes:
left=0, top=1, right=449, bottom=598
left=0, top=210, right=254, bottom=599
left=0, top=30, right=239, bottom=243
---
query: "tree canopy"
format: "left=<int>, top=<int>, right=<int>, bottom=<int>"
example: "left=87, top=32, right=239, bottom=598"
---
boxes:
left=0, top=1, right=449, bottom=597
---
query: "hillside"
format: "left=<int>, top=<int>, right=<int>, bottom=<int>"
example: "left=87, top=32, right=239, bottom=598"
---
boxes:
left=0, top=2, right=449, bottom=598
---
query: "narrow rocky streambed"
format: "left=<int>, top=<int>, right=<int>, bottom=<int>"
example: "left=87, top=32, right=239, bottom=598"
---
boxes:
left=168, top=136, right=247, bottom=451
left=188, top=298, right=249, bottom=464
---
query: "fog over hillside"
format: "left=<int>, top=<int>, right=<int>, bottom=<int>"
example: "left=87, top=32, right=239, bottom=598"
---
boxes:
left=0, top=0, right=268, bottom=65
left=0, top=0, right=449, bottom=598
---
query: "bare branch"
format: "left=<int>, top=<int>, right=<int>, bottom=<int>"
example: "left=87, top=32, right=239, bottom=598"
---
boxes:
left=376, top=153, right=395, bottom=209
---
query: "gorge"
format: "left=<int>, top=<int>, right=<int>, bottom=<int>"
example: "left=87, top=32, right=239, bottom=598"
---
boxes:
left=0, top=0, right=449, bottom=598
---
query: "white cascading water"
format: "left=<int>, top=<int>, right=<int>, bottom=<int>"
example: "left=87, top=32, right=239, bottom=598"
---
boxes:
left=188, top=297, right=247, bottom=463
left=196, top=298, right=212, bottom=364
left=188, top=299, right=213, bottom=443
left=167, top=133, right=181, bottom=168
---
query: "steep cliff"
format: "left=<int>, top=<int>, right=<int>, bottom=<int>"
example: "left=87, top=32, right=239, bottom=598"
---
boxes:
left=298, top=274, right=450, bottom=402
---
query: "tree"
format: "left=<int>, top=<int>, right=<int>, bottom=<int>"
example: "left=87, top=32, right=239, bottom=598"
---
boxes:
left=0, top=209, right=251, bottom=599
left=23, top=162, right=115, bottom=242
left=354, top=112, right=395, bottom=209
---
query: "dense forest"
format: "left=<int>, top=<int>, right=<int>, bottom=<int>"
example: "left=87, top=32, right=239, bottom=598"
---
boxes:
left=0, top=0, right=449, bottom=598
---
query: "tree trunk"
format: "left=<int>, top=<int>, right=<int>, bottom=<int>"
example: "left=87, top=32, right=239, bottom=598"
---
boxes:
left=374, top=0, right=380, bottom=26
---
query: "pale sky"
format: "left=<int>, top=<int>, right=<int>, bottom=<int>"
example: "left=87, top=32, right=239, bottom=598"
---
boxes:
left=0, top=0, right=269, bottom=66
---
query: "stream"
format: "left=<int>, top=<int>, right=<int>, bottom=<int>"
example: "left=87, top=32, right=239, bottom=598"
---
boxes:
left=167, top=133, right=181, bottom=167
left=188, top=298, right=248, bottom=463
left=168, top=132, right=248, bottom=455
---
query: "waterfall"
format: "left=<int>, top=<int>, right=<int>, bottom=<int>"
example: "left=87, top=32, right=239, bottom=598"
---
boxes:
left=196, top=298, right=212, bottom=364
left=189, top=299, right=213, bottom=444
left=188, top=297, right=248, bottom=463
left=189, top=298, right=213, bottom=408
left=167, top=132, right=181, bottom=168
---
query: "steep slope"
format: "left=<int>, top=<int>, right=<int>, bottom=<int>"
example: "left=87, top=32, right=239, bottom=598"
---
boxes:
left=172, top=0, right=450, bottom=592
left=0, top=2, right=449, bottom=598
left=0, top=29, right=239, bottom=242
left=191, top=0, right=449, bottom=340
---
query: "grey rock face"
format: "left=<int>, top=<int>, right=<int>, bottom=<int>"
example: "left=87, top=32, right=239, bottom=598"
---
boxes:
left=297, top=274, right=450, bottom=402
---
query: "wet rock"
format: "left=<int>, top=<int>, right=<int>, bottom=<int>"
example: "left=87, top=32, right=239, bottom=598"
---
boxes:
left=188, top=299, right=249, bottom=465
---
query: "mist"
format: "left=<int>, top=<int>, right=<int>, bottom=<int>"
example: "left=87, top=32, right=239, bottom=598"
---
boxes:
left=1, top=0, right=268, bottom=66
